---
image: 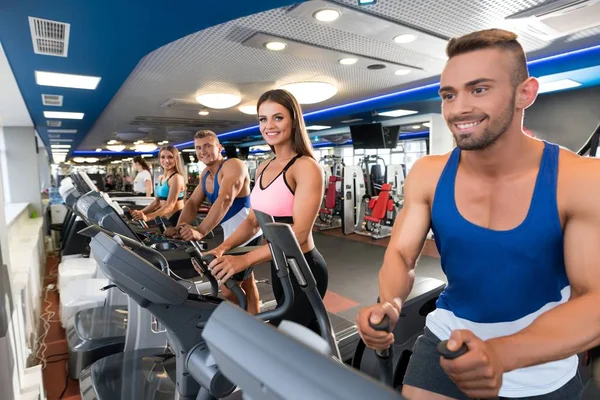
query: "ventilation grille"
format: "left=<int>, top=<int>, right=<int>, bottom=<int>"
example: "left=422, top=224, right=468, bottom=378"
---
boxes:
left=47, top=120, right=62, bottom=127
left=28, top=17, right=70, bottom=57
left=131, top=116, right=240, bottom=130
left=47, top=129, right=77, bottom=134
left=42, top=94, right=63, bottom=106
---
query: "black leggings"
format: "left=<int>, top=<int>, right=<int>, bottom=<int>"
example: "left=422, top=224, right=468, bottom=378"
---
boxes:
left=269, top=247, right=328, bottom=335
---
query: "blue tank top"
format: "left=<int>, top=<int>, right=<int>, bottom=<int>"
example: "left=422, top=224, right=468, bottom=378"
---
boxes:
left=431, top=140, right=569, bottom=324
left=201, top=160, right=251, bottom=223
left=155, top=173, right=184, bottom=200
left=427, top=141, right=577, bottom=397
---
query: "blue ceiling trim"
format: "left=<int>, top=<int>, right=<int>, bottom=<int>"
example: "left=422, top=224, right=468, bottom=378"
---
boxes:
left=0, top=0, right=305, bottom=159
left=171, top=41, right=600, bottom=147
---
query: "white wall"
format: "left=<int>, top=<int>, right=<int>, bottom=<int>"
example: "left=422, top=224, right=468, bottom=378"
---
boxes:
left=429, top=113, right=454, bottom=155
left=0, top=127, right=42, bottom=214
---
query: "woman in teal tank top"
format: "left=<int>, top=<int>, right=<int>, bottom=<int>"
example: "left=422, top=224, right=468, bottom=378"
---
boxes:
left=132, top=145, right=185, bottom=226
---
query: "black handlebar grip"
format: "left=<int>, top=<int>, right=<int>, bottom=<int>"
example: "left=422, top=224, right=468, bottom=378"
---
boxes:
left=369, top=314, right=391, bottom=333
left=437, top=340, right=469, bottom=360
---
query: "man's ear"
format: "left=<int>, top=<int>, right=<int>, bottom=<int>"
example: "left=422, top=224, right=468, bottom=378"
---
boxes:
left=517, top=77, right=539, bottom=110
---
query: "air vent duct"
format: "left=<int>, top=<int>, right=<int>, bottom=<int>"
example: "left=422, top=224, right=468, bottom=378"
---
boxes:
left=29, top=17, right=70, bottom=57
left=47, top=120, right=62, bottom=127
left=506, top=0, right=600, bottom=40
left=42, top=94, right=63, bottom=106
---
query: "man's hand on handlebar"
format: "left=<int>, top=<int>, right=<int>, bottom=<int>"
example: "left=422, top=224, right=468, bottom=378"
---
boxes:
left=355, top=299, right=402, bottom=351
left=163, top=226, right=179, bottom=238
left=179, top=225, right=204, bottom=242
left=206, top=246, right=225, bottom=259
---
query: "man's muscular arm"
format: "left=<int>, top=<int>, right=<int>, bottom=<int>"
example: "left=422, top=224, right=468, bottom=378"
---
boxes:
left=356, top=157, right=437, bottom=350
left=488, top=157, right=600, bottom=372
left=195, top=160, right=246, bottom=236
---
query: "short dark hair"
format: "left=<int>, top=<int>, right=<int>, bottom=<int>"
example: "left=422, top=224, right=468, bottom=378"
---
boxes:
left=194, top=130, right=219, bottom=142
left=446, top=29, right=529, bottom=87
left=132, top=155, right=150, bottom=171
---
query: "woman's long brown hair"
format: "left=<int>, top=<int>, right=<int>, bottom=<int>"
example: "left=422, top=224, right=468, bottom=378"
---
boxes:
left=256, top=89, right=315, bottom=159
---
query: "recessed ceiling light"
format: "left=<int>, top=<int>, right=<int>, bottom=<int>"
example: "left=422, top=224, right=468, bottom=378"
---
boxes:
left=141, top=154, right=152, bottom=158
left=394, top=34, right=417, bottom=44
left=73, top=157, right=86, bottom=163
left=278, top=81, right=338, bottom=104
left=95, top=148, right=102, bottom=152
left=538, top=78, right=582, bottom=93
left=378, top=109, right=418, bottom=117
left=35, top=71, right=101, bottom=90
left=314, top=9, right=340, bottom=22
left=239, top=104, right=257, bottom=115
left=198, top=110, right=210, bottom=116
left=51, top=144, right=71, bottom=148
left=107, top=140, right=118, bottom=145
left=135, top=143, right=158, bottom=153
left=85, top=158, right=99, bottom=163
left=43, top=111, right=84, bottom=119
left=161, top=141, right=169, bottom=144
left=339, top=58, right=358, bottom=65
left=412, top=125, right=421, bottom=129
left=423, top=122, right=431, bottom=127
left=265, top=41, right=287, bottom=51
left=306, top=125, right=331, bottom=131
left=394, top=69, right=412, bottom=76
left=52, top=149, right=69, bottom=153
left=196, top=93, right=241, bottom=109
left=182, top=149, right=196, bottom=153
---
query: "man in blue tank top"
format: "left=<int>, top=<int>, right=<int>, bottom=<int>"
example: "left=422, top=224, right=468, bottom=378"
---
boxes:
left=166, top=130, right=262, bottom=314
left=356, top=29, right=600, bottom=399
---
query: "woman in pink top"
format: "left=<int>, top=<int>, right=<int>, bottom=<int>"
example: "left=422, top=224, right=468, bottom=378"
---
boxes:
left=208, top=89, right=327, bottom=333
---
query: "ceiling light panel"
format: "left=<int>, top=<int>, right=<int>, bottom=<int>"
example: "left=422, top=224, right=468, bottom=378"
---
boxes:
left=242, top=32, right=421, bottom=74
left=47, top=129, right=77, bottom=133
left=287, top=0, right=448, bottom=66
left=43, top=111, right=84, bottom=119
left=35, top=71, right=101, bottom=90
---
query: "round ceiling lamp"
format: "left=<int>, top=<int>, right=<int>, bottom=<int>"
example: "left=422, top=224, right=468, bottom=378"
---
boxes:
left=394, top=34, right=417, bottom=44
left=314, top=9, right=340, bottom=22
left=135, top=143, right=158, bottom=153
left=106, top=144, right=126, bottom=152
left=198, top=110, right=210, bottom=116
left=85, top=157, right=99, bottom=163
left=265, top=41, right=287, bottom=51
left=195, top=93, right=241, bottom=109
left=73, top=157, right=86, bottom=163
left=278, top=82, right=338, bottom=104
left=239, top=104, right=257, bottom=115
left=339, top=58, right=358, bottom=65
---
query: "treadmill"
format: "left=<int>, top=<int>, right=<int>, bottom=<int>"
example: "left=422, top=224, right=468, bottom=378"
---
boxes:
left=79, top=213, right=298, bottom=400
left=83, top=212, right=404, bottom=399
left=67, top=189, right=207, bottom=379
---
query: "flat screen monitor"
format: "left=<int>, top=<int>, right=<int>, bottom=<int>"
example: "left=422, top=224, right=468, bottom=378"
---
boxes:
left=76, top=191, right=139, bottom=241
left=238, top=146, right=250, bottom=160
left=350, top=123, right=386, bottom=149
left=382, top=126, right=400, bottom=149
